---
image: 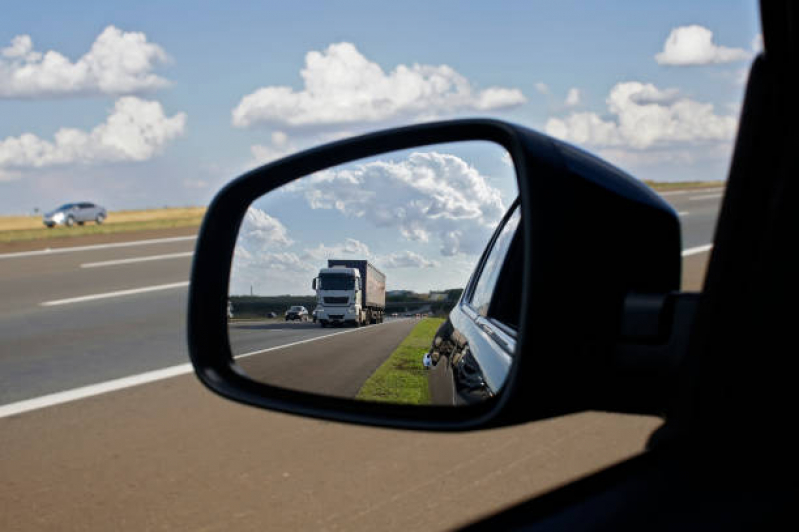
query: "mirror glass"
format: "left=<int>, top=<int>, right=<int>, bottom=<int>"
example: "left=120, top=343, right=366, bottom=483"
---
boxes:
left=228, top=141, right=519, bottom=406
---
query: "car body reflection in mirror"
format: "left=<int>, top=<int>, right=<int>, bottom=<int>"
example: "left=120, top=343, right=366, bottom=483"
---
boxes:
left=426, top=202, right=521, bottom=405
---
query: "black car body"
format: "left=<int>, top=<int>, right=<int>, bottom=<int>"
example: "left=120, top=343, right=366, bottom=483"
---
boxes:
left=427, top=202, right=521, bottom=405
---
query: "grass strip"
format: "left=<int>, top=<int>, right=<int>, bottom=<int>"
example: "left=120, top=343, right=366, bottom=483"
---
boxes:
left=643, top=180, right=725, bottom=191
left=357, top=317, right=444, bottom=405
left=0, top=211, right=204, bottom=243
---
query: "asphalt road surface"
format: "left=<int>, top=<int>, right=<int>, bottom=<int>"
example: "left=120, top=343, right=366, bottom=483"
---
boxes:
left=0, top=190, right=722, bottom=531
left=231, top=319, right=416, bottom=397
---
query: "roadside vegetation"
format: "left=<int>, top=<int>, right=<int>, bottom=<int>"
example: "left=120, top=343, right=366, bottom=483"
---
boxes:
left=357, top=317, right=444, bottom=405
left=0, top=207, right=205, bottom=243
left=644, top=180, right=725, bottom=191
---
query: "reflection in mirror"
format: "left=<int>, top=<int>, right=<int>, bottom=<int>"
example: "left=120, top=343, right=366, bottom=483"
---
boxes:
left=228, top=141, right=519, bottom=407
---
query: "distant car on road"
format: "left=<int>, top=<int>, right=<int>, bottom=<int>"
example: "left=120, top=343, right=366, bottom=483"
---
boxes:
left=285, top=306, right=309, bottom=321
left=266, top=311, right=277, bottom=319
left=43, top=202, right=106, bottom=228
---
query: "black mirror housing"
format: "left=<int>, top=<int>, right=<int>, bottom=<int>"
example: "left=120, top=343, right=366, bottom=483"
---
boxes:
left=187, top=119, right=680, bottom=431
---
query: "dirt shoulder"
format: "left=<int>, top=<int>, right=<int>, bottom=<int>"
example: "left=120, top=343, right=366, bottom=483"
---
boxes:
left=0, top=207, right=204, bottom=252
left=0, top=225, right=199, bottom=254
left=645, top=180, right=725, bottom=192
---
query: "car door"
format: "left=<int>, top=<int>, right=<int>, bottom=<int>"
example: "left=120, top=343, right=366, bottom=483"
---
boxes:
left=428, top=203, right=521, bottom=406
left=81, top=203, right=97, bottom=221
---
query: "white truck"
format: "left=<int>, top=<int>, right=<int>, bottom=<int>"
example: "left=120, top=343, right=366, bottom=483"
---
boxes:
left=312, top=260, right=386, bottom=327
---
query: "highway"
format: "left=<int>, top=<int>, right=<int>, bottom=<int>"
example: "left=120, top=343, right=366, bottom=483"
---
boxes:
left=231, top=319, right=417, bottom=398
left=0, top=190, right=722, bottom=531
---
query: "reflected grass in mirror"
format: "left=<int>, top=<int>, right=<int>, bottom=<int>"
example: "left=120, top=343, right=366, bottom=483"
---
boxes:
left=356, top=317, right=445, bottom=405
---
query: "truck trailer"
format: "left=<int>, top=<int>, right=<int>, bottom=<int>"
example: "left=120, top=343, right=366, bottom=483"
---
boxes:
left=312, top=260, right=386, bottom=327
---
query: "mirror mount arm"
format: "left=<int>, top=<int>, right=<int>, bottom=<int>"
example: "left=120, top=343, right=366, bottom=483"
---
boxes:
left=605, top=292, right=701, bottom=416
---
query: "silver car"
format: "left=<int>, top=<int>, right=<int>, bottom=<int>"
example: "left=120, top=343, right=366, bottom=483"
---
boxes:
left=43, top=202, right=107, bottom=228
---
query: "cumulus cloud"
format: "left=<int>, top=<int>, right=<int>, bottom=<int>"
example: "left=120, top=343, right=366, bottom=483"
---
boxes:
left=302, top=238, right=372, bottom=262
left=294, top=151, right=506, bottom=256
left=655, top=25, right=751, bottom=66
left=564, top=87, right=581, bottom=107
left=230, top=208, right=311, bottom=294
left=379, top=250, right=439, bottom=269
left=0, top=26, right=170, bottom=98
left=0, top=97, right=186, bottom=170
left=544, top=81, right=737, bottom=150
left=231, top=42, right=526, bottom=129
left=239, top=207, right=292, bottom=249
left=301, top=238, right=439, bottom=270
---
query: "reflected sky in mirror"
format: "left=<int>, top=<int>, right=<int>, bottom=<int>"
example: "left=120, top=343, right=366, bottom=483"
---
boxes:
left=230, top=141, right=516, bottom=297
left=227, top=141, right=517, bottom=404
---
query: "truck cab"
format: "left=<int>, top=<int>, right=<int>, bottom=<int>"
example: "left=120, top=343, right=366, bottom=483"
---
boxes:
left=313, top=266, right=364, bottom=327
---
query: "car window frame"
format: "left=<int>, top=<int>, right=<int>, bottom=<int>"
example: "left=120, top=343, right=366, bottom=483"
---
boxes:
left=459, top=200, right=521, bottom=356
left=463, top=202, right=521, bottom=319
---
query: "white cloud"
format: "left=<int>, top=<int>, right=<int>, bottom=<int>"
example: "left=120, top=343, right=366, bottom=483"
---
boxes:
left=534, top=82, right=550, bottom=95
left=294, top=151, right=506, bottom=256
left=0, top=26, right=170, bottom=98
left=379, top=250, right=439, bottom=269
left=564, top=87, right=581, bottom=107
left=231, top=42, right=526, bottom=129
left=655, top=25, right=751, bottom=66
left=302, top=238, right=371, bottom=262
left=0, top=97, right=186, bottom=170
left=239, top=207, right=292, bottom=249
left=544, top=81, right=737, bottom=150
left=301, top=238, right=439, bottom=270
left=2, top=35, right=38, bottom=60
left=230, top=209, right=310, bottom=293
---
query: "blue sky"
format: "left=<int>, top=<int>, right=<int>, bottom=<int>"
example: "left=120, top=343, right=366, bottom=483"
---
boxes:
left=0, top=0, right=760, bottom=215
left=0, top=1, right=760, bottom=294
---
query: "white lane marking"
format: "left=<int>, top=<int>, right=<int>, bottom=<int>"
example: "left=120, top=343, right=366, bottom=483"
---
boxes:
left=81, top=251, right=194, bottom=268
left=234, top=320, right=410, bottom=360
left=40, top=281, right=189, bottom=306
left=0, top=320, right=409, bottom=418
left=678, top=211, right=690, bottom=216
left=682, top=244, right=713, bottom=257
left=0, top=235, right=196, bottom=260
left=0, top=364, right=192, bottom=419
left=689, top=193, right=723, bottom=201
left=659, top=190, right=688, bottom=196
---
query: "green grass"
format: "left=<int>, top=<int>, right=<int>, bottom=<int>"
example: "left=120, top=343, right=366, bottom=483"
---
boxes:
left=356, top=317, right=444, bottom=405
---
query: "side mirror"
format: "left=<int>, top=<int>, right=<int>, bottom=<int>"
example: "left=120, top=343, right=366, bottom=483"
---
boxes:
left=312, top=278, right=317, bottom=290
left=187, top=119, right=680, bottom=431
